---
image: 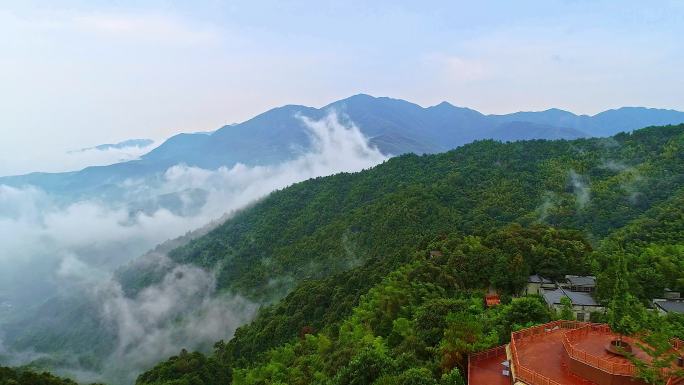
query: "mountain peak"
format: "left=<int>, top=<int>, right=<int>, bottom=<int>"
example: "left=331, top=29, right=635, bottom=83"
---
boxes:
left=433, top=101, right=455, bottom=108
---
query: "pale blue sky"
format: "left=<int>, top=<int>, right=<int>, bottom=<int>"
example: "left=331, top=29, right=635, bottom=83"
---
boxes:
left=0, top=0, right=683, bottom=175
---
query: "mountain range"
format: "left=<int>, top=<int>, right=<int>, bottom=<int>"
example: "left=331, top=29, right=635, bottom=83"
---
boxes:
left=2, top=94, right=684, bottom=200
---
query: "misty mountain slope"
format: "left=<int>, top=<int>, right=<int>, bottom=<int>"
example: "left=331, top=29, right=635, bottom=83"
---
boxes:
left=130, top=125, right=684, bottom=353
left=2, top=95, right=683, bottom=204
left=487, top=121, right=587, bottom=141
left=590, top=186, right=684, bottom=301
left=142, top=105, right=320, bottom=168
left=3, top=124, right=684, bottom=384
left=134, top=124, right=684, bottom=385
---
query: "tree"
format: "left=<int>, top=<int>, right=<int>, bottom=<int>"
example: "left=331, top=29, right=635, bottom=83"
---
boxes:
left=504, top=297, right=550, bottom=329
left=608, top=254, right=641, bottom=345
left=631, top=330, right=684, bottom=385
left=559, top=296, right=574, bottom=320
left=440, top=367, right=465, bottom=385
left=439, top=312, right=498, bottom=373
left=334, top=347, right=396, bottom=385
left=397, top=368, right=438, bottom=385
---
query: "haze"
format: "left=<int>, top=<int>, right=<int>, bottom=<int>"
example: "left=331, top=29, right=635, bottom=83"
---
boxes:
left=1, top=0, right=683, bottom=175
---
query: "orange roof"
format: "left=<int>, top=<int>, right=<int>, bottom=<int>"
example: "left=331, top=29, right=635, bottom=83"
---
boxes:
left=485, top=294, right=501, bottom=307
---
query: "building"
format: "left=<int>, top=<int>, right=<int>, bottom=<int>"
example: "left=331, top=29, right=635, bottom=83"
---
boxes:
left=541, top=287, right=604, bottom=321
left=468, top=321, right=684, bottom=385
left=653, top=298, right=684, bottom=315
left=429, top=250, right=443, bottom=258
left=486, top=293, right=501, bottom=308
left=525, top=274, right=556, bottom=295
left=562, top=275, right=596, bottom=293
left=664, top=288, right=681, bottom=300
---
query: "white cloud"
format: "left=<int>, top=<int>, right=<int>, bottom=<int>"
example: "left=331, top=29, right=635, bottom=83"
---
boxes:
left=95, top=262, right=257, bottom=383
left=0, top=112, right=387, bottom=383
left=569, top=169, right=590, bottom=209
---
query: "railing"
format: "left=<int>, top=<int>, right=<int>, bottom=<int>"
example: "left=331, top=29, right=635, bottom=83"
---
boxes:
left=503, top=321, right=683, bottom=385
left=673, top=338, right=683, bottom=352
left=563, top=324, right=636, bottom=376
left=470, top=344, right=507, bottom=362
left=510, top=321, right=586, bottom=385
left=468, top=345, right=508, bottom=385
left=563, top=326, right=684, bottom=380
left=511, top=320, right=585, bottom=345
left=667, top=338, right=684, bottom=385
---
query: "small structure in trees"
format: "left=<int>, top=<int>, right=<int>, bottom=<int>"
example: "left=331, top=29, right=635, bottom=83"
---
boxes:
left=485, top=288, right=500, bottom=308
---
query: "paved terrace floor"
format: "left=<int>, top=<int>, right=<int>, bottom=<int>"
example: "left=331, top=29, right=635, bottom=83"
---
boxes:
left=573, top=331, right=650, bottom=364
left=469, top=349, right=511, bottom=385
left=516, top=328, right=596, bottom=385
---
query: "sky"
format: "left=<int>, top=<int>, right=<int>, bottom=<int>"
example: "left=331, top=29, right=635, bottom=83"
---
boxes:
left=0, top=0, right=683, bottom=176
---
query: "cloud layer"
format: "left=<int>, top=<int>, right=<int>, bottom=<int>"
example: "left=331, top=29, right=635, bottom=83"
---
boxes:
left=0, top=112, right=387, bottom=383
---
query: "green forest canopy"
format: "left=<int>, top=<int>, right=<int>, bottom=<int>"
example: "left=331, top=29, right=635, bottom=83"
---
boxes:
left=136, top=124, right=684, bottom=385
left=6, top=124, right=684, bottom=384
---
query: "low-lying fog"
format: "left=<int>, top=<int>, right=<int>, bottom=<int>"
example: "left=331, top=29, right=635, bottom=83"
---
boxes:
left=0, top=112, right=388, bottom=384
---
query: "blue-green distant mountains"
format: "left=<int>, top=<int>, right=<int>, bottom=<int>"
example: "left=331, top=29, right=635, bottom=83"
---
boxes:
left=2, top=94, right=683, bottom=198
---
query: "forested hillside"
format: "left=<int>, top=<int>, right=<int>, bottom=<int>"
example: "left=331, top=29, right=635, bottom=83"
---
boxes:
left=4, top=125, right=683, bottom=384
left=0, top=366, right=98, bottom=385
left=131, top=125, right=683, bottom=298
left=133, top=125, right=684, bottom=384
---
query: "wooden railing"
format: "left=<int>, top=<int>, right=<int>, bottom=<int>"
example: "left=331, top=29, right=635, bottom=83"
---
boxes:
left=468, top=345, right=507, bottom=385
left=672, top=338, right=683, bottom=352
left=510, top=321, right=585, bottom=385
left=470, top=344, right=507, bottom=362
left=503, top=321, right=683, bottom=385
left=669, top=338, right=684, bottom=385
left=563, top=325, right=636, bottom=376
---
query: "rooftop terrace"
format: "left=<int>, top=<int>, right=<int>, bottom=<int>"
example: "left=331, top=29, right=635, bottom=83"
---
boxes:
left=470, top=321, right=684, bottom=385
left=511, top=321, right=595, bottom=385
left=468, top=345, right=510, bottom=385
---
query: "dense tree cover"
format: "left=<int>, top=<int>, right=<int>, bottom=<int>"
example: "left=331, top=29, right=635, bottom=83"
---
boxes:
left=594, top=188, right=684, bottom=301
left=218, top=224, right=590, bottom=367
left=228, top=248, right=551, bottom=385
left=7, top=125, right=684, bottom=383
left=135, top=350, right=229, bottom=385
left=133, top=125, right=684, bottom=385
left=136, top=125, right=684, bottom=303
left=0, top=366, right=97, bottom=385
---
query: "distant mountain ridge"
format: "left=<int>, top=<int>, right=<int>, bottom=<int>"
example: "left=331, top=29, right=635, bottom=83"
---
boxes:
left=2, top=94, right=683, bottom=199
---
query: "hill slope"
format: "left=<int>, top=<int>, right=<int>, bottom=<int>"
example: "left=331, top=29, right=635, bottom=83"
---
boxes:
left=4, top=124, right=684, bottom=384
left=133, top=125, right=684, bottom=385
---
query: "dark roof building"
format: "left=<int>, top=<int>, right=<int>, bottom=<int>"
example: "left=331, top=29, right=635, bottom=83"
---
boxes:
left=528, top=274, right=553, bottom=284
left=563, top=275, right=596, bottom=292
left=653, top=299, right=684, bottom=315
left=524, top=274, right=556, bottom=296
left=542, top=288, right=599, bottom=307
left=541, top=287, right=603, bottom=321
